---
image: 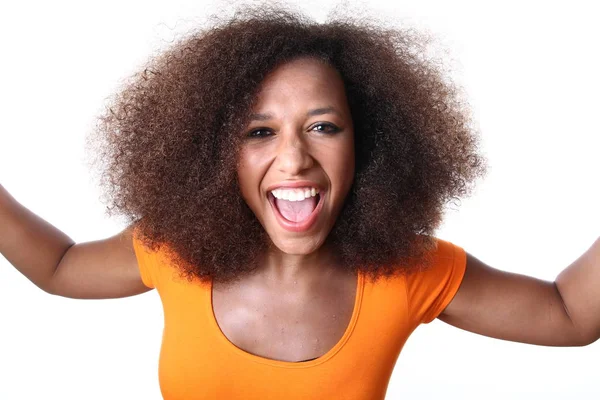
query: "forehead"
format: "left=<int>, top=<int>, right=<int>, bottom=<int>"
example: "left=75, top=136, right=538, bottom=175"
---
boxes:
left=251, top=57, right=347, bottom=108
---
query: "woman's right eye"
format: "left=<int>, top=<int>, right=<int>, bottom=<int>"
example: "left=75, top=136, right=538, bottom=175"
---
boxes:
left=247, top=128, right=272, bottom=138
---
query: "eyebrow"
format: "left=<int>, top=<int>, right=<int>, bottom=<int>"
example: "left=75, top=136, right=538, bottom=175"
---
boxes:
left=248, top=106, right=341, bottom=122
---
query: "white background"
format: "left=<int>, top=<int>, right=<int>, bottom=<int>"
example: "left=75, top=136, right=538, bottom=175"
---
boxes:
left=1, top=0, right=599, bottom=398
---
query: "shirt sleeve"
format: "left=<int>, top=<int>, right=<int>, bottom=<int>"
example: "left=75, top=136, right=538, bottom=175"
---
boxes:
left=404, top=238, right=467, bottom=325
left=131, top=227, right=156, bottom=289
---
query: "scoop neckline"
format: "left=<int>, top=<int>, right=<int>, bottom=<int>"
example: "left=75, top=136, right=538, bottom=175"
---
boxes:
left=206, top=269, right=364, bottom=369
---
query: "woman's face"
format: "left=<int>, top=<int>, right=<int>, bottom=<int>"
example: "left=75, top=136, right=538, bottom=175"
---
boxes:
left=237, top=57, right=355, bottom=256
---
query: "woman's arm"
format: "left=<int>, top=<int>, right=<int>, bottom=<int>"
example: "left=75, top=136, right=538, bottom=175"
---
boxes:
left=0, top=184, right=150, bottom=299
left=439, top=236, right=600, bottom=346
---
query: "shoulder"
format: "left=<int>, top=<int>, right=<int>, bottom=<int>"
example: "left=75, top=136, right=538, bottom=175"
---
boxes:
left=403, top=237, right=467, bottom=324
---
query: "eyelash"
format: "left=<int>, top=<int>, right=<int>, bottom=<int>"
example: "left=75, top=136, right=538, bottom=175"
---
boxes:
left=247, top=123, right=340, bottom=138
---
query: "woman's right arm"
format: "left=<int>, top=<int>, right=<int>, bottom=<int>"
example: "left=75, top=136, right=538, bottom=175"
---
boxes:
left=0, top=184, right=151, bottom=299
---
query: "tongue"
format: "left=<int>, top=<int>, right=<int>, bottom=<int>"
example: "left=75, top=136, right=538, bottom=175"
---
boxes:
left=275, top=196, right=317, bottom=222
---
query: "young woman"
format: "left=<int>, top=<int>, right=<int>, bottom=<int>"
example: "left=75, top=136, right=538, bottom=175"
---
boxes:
left=1, top=6, right=598, bottom=399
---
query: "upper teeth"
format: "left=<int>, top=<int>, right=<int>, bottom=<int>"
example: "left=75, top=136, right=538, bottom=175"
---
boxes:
left=271, top=187, right=319, bottom=202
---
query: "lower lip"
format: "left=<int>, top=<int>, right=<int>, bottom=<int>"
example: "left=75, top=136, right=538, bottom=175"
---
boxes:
left=268, top=192, right=325, bottom=233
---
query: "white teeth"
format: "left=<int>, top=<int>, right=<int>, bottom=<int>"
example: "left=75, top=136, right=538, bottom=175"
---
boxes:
left=271, top=187, right=320, bottom=202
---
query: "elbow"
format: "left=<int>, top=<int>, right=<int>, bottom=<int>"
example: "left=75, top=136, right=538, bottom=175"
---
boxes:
left=566, top=328, right=599, bottom=347
left=571, top=339, right=596, bottom=347
left=575, top=331, right=599, bottom=347
left=39, top=280, right=59, bottom=297
left=569, top=338, right=594, bottom=347
left=552, top=282, right=598, bottom=346
left=39, top=277, right=65, bottom=298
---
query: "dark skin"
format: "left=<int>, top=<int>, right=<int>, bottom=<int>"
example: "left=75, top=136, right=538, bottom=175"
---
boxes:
left=220, top=57, right=358, bottom=361
left=2, top=57, right=598, bottom=365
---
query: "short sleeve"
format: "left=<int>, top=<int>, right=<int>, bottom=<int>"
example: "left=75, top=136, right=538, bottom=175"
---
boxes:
left=404, top=238, right=467, bottom=325
left=131, top=228, right=156, bottom=289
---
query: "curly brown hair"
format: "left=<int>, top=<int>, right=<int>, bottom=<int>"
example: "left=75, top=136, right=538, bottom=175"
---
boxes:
left=85, top=4, right=487, bottom=286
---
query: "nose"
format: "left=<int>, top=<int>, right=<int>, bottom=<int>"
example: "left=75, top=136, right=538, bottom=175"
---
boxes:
left=275, top=129, right=314, bottom=176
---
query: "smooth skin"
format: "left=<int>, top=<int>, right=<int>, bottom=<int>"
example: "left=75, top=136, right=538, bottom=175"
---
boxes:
left=1, top=57, right=599, bottom=355
left=0, top=197, right=147, bottom=299
left=236, top=57, right=355, bottom=289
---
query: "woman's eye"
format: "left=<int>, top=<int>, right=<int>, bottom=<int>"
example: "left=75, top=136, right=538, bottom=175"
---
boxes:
left=247, top=123, right=340, bottom=138
left=247, top=128, right=272, bottom=138
left=312, top=123, right=340, bottom=134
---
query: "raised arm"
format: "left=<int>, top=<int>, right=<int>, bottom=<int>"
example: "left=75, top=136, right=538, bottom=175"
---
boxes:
left=0, top=184, right=150, bottom=299
left=439, top=237, right=600, bottom=346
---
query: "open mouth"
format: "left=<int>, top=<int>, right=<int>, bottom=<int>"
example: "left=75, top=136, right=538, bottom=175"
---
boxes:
left=267, top=191, right=324, bottom=232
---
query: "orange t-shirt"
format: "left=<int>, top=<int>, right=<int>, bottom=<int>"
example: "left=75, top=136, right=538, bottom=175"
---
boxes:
left=132, top=234, right=466, bottom=399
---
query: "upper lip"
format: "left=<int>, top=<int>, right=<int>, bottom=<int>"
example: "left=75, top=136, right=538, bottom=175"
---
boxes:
left=265, top=180, right=325, bottom=193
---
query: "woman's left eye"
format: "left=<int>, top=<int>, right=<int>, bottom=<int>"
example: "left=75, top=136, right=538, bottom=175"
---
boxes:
left=311, top=123, right=340, bottom=134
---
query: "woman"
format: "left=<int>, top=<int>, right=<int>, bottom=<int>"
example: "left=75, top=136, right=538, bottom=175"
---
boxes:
left=1, top=6, right=598, bottom=399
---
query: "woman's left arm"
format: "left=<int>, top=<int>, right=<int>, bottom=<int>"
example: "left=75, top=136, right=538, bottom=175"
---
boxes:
left=440, top=237, right=600, bottom=346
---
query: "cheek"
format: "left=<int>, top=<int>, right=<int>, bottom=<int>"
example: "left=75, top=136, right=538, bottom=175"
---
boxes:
left=236, top=149, right=267, bottom=205
left=333, top=136, right=355, bottom=189
left=316, top=138, right=354, bottom=202
left=236, top=152, right=252, bottom=197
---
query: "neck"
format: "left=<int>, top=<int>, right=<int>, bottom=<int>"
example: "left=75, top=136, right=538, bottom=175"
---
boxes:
left=252, top=241, right=343, bottom=290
